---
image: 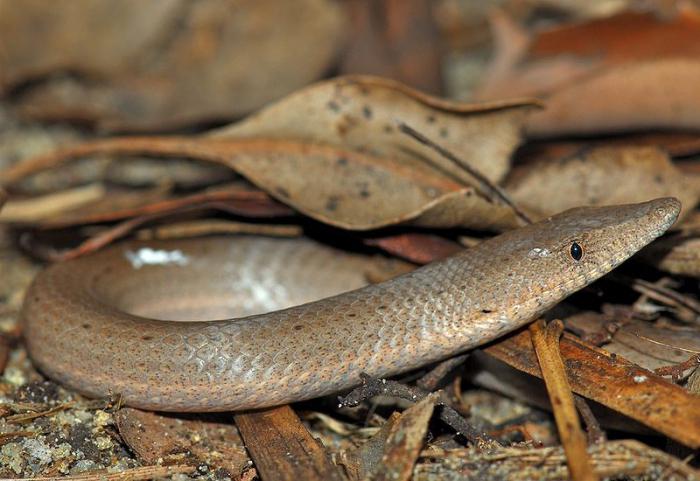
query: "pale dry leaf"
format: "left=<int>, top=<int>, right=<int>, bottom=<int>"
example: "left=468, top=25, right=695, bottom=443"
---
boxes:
left=506, top=146, right=700, bottom=221
left=214, top=75, right=537, bottom=184
left=1, top=131, right=524, bottom=231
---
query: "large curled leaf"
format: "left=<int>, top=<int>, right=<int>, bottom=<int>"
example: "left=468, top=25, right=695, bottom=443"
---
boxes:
left=3, top=75, right=534, bottom=231
left=214, top=75, right=536, bottom=184
left=506, top=146, right=700, bottom=221
left=0, top=137, right=521, bottom=231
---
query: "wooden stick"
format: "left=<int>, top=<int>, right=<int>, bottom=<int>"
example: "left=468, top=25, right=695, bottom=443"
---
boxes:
left=234, top=405, right=345, bottom=481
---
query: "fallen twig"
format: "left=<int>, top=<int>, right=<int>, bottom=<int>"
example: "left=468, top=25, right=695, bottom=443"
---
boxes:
left=234, top=405, right=345, bottom=481
left=530, top=319, right=597, bottom=481
left=0, top=464, right=196, bottom=481
left=339, top=373, right=493, bottom=445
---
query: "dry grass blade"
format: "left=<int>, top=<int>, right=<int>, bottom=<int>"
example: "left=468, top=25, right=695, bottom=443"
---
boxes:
left=418, top=439, right=700, bottom=480
left=5, top=402, right=74, bottom=424
left=22, top=201, right=265, bottom=261
left=136, top=219, right=302, bottom=241
left=630, top=277, right=700, bottom=320
left=530, top=319, right=598, bottom=481
left=0, top=464, right=196, bottom=481
left=0, top=183, right=106, bottom=222
left=0, top=335, right=9, bottom=375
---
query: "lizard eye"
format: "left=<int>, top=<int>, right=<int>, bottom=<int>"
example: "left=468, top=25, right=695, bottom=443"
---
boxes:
left=570, top=242, right=583, bottom=261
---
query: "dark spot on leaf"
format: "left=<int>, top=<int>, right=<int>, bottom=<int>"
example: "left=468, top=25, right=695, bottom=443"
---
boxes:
left=142, top=335, right=153, bottom=341
left=427, top=115, right=436, bottom=124
left=348, top=313, right=356, bottom=317
left=326, top=196, right=340, bottom=211
left=360, top=189, right=370, bottom=198
left=327, top=100, right=340, bottom=112
left=363, top=106, right=373, bottom=119
left=82, top=324, right=91, bottom=329
left=384, top=124, right=394, bottom=133
left=481, top=309, right=492, bottom=314
left=337, top=157, right=348, bottom=166
left=439, top=127, right=448, bottom=138
left=294, top=325, right=303, bottom=331
left=276, top=187, right=291, bottom=198
left=654, top=174, right=663, bottom=184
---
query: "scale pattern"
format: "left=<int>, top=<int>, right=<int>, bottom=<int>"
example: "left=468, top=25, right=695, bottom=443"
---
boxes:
left=22, top=199, right=680, bottom=411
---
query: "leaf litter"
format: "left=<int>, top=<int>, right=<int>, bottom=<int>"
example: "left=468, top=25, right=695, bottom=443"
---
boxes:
left=2, top=4, right=700, bottom=481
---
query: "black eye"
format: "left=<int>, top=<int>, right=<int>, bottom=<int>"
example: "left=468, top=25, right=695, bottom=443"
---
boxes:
left=570, top=242, right=583, bottom=261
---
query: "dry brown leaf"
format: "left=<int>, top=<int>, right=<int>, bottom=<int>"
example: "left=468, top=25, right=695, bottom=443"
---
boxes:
left=364, top=233, right=463, bottom=264
left=1, top=0, right=344, bottom=130
left=527, top=59, right=700, bottom=136
left=525, top=9, right=700, bottom=64
left=476, top=10, right=700, bottom=136
left=373, top=394, right=437, bottom=481
left=115, top=408, right=249, bottom=476
left=506, top=146, right=700, bottom=221
left=485, top=330, right=700, bottom=448
left=518, top=133, right=700, bottom=167
left=214, top=75, right=537, bottom=184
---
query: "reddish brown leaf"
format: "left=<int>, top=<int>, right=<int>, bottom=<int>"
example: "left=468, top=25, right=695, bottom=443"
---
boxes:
left=485, top=330, right=700, bottom=448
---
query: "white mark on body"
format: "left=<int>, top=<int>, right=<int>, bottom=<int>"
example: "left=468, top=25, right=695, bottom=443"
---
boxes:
left=633, top=375, right=648, bottom=383
left=528, top=247, right=551, bottom=259
left=125, top=248, right=189, bottom=269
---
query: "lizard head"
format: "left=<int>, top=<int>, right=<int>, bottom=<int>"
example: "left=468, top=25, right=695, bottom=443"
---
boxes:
left=474, top=197, right=680, bottom=317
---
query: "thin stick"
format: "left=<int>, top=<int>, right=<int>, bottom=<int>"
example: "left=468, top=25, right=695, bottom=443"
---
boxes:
left=397, top=121, right=532, bottom=225
left=530, top=319, right=598, bottom=481
left=0, top=464, right=196, bottom=481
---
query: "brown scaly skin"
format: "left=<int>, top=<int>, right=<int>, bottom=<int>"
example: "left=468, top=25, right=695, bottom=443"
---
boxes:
left=22, top=198, right=680, bottom=411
